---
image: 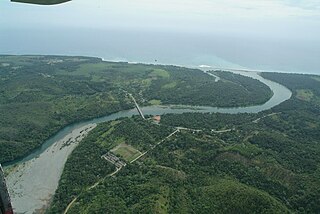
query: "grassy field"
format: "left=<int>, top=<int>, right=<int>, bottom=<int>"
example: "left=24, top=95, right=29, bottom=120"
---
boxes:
left=149, top=69, right=170, bottom=78
left=312, top=76, right=320, bottom=82
left=148, top=99, right=162, bottom=105
left=111, top=143, right=142, bottom=162
left=296, top=89, right=314, bottom=101
left=162, top=82, right=177, bottom=89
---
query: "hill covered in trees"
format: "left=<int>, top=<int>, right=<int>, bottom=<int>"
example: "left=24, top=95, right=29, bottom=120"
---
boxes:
left=0, top=55, right=272, bottom=164
left=49, top=73, right=320, bottom=213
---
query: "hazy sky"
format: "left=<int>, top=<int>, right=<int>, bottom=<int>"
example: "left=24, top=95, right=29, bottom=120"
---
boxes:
left=1, top=0, right=320, bottom=73
left=1, top=0, right=320, bottom=35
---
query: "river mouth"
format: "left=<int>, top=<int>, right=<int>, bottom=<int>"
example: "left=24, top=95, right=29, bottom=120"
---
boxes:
left=5, top=69, right=292, bottom=214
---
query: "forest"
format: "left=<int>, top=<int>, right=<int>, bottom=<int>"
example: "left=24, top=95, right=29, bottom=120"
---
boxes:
left=49, top=72, right=320, bottom=213
left=0, top=55, right=271, bottom=164
left=49, top=117, right=174, bottom=213
left=142, top=67, right=272, bottom=107
left=2, top=55, right=319, bottom=213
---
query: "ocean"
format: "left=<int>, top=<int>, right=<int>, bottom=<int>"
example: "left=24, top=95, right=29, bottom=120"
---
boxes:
left=0, top=27, right=319, bottom=75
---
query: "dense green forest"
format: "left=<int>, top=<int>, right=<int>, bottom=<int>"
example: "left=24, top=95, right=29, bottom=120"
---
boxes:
left=49, top=117, right=174, bottom=213
left=143, top=68, right=272, bottom=107
left=3, top=55, right=319, bottom=213
left=49, top=73, right=320, bottom=213
left=0, top=55, right=271, bottom=163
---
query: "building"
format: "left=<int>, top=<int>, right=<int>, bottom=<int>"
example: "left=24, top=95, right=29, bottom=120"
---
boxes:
left=102, top=152, right=126, bottom=169
left=152, top=115, right=161, bottom=123
left=0, top=164, right=13, bottom=214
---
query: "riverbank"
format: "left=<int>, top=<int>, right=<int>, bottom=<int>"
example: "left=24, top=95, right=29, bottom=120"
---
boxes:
left=4, top=66, right=292, bottom=213
left=5, top=123, right=96, bottom=214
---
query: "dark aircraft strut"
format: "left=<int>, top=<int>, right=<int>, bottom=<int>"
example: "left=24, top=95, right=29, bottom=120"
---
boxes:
left=11, top=0, right=71, bottom=5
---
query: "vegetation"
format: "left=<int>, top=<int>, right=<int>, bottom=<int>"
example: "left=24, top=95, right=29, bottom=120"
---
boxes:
left=111, top=143, right=141, bottom=162
left=0, top=55, right=271, bottom=164
left=296, top=89, right=314, bottom=102
left=261, top=72, right=320, bottom=106
left=49, top=117, right=173, bottom=213
left=48, top=123, right=116, bottom=214
left=49, top=72, right=320, bottom=213
left=0, top=56, right=132, bottom=163
left=143, top=68, right=272, bottom=107
left=3, top=55, right=319, bottom=213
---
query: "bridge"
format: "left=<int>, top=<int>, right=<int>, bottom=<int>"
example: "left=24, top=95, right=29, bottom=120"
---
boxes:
left=128, top=93, right=145, bottom=120
left=0, top=164, right=13, bottom=214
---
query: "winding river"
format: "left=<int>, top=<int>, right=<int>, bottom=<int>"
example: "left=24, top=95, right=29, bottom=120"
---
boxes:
left=5, top=69, right=292, bottom=214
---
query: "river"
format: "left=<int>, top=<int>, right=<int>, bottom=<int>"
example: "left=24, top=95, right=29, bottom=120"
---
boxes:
left=5, top=68, right=292, bottom=214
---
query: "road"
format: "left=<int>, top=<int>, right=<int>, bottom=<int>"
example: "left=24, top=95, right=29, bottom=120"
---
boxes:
left=63, top=129, right=180, bottom=213
left=130, top=129, right=180, bottom=163
left=211, top=128, right=234, bottom=133
left=253, top=112, right=281, bottom=123
left=63, top=166, right=123, bottom=214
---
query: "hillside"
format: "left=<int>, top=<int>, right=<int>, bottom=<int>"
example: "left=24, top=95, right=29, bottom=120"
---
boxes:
left=0, top=55, right=272, bottom=164
left=49, top=73, right=320, bottom=213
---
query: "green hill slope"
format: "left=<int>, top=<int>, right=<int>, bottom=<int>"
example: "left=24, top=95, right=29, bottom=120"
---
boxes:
left=0, top=55, right=271, bottom=164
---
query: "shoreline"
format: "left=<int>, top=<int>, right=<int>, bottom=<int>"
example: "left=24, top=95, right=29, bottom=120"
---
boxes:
left=5, top=123, right=96, bottom=214
left=101, top=57, right=320, bottom=76
left=1, top=54, right=319, bottom=75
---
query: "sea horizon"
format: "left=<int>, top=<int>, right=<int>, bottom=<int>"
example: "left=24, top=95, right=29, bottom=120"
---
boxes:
left=1, top=51, right=318, bottom=76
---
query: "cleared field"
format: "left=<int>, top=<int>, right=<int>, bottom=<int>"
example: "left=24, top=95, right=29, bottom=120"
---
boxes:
left=149, top=69, right=170, bottom=78
left=162, top=82, right=177, bottom=89
left=111, top=143, right=142, bottom=162
left=296, top=89, right=314, bottom=102
left=312, top=76, right=320, bottom=82
left=148, top=99, right=162, bottom=105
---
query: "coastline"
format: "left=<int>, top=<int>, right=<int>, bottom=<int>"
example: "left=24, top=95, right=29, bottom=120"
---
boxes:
left=100, top=57, right=320, bottom=76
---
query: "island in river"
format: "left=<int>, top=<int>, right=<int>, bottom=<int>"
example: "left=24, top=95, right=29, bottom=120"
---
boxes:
left=1, top=55, right=319, bottom=213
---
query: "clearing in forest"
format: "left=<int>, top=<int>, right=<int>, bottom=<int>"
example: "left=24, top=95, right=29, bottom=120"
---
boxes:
left=296, top=89, right=314, bottom=102
left=111, top=143, right=142, bottom=162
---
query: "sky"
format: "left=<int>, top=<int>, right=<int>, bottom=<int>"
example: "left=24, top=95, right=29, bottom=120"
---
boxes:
left=1, top=0, right=320, bottom=34
left=1, top=0, right=320, bottom=73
